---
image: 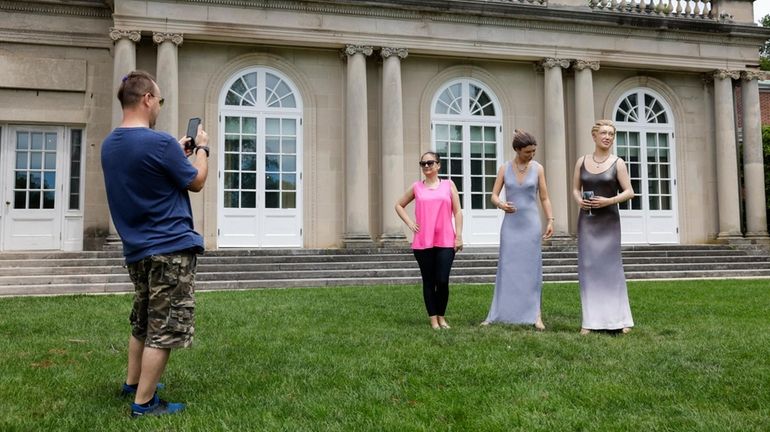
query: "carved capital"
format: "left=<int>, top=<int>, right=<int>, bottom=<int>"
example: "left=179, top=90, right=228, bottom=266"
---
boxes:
left=712, top=69, right=740, bottom=81
left=109, top=28, right=141, bottom=43
left=541, top=58, right=571, bottom=70
left=343, top=45, right=374, bottom=57
left=573, top=60, right=600, bottom=71
left=740, top=70, right=767, bottom=82
left=152, top=32, right=184, bottom=46
left=381, top=47, right=408, bottom=60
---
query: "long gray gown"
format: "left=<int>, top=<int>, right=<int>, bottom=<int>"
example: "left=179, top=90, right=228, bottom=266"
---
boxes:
left=485, top=161, right=542, bottom=324
left=577, top=158, right=634, bottom=330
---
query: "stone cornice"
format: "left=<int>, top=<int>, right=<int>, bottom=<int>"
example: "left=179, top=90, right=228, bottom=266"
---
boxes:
left=109, top=28, right=141, bottom=43
left=381, top=47, right=408, bottom=60
left=153, top=32, right=184, bottom=46
left=712, top=70, right=741, bottom=80
left=0, top=0, right=112, bottom=18
left=573, top=60, right=600, bottom=71
left=0, top=28, right=111, bottom=48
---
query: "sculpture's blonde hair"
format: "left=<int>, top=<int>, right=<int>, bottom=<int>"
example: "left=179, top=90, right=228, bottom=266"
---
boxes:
left=591, top=119, right=616, bottom=135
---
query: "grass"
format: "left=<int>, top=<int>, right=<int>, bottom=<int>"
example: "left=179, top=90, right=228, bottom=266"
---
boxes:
left=1, top=279, right=769, bottom=431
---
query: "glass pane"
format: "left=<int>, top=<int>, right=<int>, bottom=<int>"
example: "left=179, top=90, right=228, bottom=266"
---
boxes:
left=283, top=138, right=297, bottom=154
left=266, top=138, right=280, bottom=154
left=43, top=191, right=55, bottom=209
left=471, top=176, right=482, bottom=191
left=45, top=153, right=56, bottom=170
left=630, top=196, right=641, bottom=210
left=485, top=194, right=495, bottom=209
left=266, top=119, right=280, bottom=135
left=242, top=137, right=257, bottom=153
left=29, top=172, right=41, bottom=189
left=31, top=133, right=43, bottom=150
left=241, top=192, right=256, bottom=209
left=451, top=160, right=462, bottom=175
left=17, top=132, right=28, bottom=149
left=629, top=132, right=639, bottom=147
left=242, top=173, right=256, bottom=190
left=15, top=171, right=26, bottom=189
left=660, top=164, right=669, bottom=179
left=282, top=192, right=296, bottom=209
left=658, top=133, right=668, bottom=148
left=630, top=164, right=640, bottom=178
left=242, top=117, right=257, bottom=134
left=470, top=127, right=481, bottom=141
left=224, top=172, right=239, bottom=189
left=43, top=172, right=55, bottom=189
left=649, top=180, right=659, bottom=194
left=649, top=195, right=660, bottom=210
left=450, top=125, right=462, bottom=141
left=470, top=142, right=482, bottom=158
left=29, top=191, right=41, bottom=209
left=485, top=176, right=495, bottom=192
left=265, top=155, right=280, bottom=172
left=265, top=192, right=279, bottom=208
left=225, top=136, right=239, bottom=152
left=45, top=133, right=56, bottom=150
left=241, top=154, right=256, bottom=171
left=485, top=160, right=497, bottom=175
left=659, top=149, right=669, bottom=163
left=661, top=195, right=671, bottom=210
left=14, top=191, right=26, bottom=209
left=435, top=141, right=448, bottom=155
left=225, top=154, right=239, bottom=171
left=661, top=181, right=670, bottom=195
left=265, top=174, right=279, bottom=190
left=225, top=91, right=240, bottom=105
left=283, top=155, right=297, bottom=172
left=471, top=160, right=482, bottom=176
left=282, top=120, right=296, bottom=135
left=451, top=176, right=463, bottom=192
left=15, top=152, right=27, bottom=169
left=436, top=125, right=448, bottom=141
left=471, top=193, right=483, bottom=209
left=484, top=143, right=496, bottom=158
left=648, top=164, right=658, bottom=179
left=631, top=179, right=642, bottom=194
left=450, top=142, right=462, bottom=157
left=231, top=78, right=247, bottom=96
left=30, top=152, right=42, bottom=170
left=69, top=194, right=79, bottom=210
left=225, top=117, right=240, bottom=133
left=224, top=191, right=239, bottom=208
left=282, top=174, right=296, bottom=190
left=484, top=127, right=495, bottom=142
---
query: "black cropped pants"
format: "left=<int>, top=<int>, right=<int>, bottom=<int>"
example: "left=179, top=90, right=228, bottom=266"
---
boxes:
left=413, top=247, right=456, bottom=317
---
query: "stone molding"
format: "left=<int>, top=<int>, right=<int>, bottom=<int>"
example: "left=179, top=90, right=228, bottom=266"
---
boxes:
left=344, top=45, right=374, bottom=57
left=0, top=0, right=112, bottom=18
left=109, top=28, right=141, bottom=43
left=712, top=69, right=740, bottom=81
left=541, top=58, right=571, bottom=70
left=152, top=32, right=184, bottom=46
left=573, top=59, right=600, bottom=71
left=380, top=47, right=408, bottom=59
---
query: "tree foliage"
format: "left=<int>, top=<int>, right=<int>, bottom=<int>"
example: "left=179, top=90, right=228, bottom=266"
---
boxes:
left=761, top=15, right=770, bottom=71
left=764, top=126, right=770, bottom=212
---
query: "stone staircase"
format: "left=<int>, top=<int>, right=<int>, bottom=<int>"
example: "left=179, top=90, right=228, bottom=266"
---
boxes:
left=0, top=244, right=768, bottom=296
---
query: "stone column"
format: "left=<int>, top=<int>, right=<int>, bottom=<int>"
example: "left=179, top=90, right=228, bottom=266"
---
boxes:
left=573, top=60, right=600, bottom=159
left=740, top=71, right=769, bottom=240
left=153, top=32, right=183, bottom=137
left=712, top=70, right=742, bottom=240
left=343, top=45, right=374, bottom=248
left=379, top=47, right=409, bottom=248
left=542, top=58, right=571, bottom=240
left=106, top=28, right=141, bottom=247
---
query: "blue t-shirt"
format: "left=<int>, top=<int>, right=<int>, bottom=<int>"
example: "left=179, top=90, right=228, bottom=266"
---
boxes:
left=101, top=127, right=203, bottom=263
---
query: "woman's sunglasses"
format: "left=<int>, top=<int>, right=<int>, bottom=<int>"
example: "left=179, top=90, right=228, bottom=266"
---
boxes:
left=419, top=160, right=438, bottom=167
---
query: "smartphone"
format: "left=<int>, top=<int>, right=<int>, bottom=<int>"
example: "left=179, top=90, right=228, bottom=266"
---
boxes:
left=185, top=117, right=201, bottom=150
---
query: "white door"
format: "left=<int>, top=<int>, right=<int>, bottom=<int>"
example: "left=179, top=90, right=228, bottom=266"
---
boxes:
left=3, top=127, right=64, bottom=250
left=218, top=68, right=303, bottom=247
left=432, top=80, right=503, bottom=246
left=614, top=89, right=679, bottom=244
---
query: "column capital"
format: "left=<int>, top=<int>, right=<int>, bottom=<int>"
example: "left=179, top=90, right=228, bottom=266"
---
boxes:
left=573, top=60, right=600, bottom=71
left=343, top=45, right=374, bottom=57
left=712, top=69, right=740, bottom=81
left=152, top=32, right=184, bottom=46
left=109, top=28, right=141, bottom=43
left=381, top=47, right=408, bottom=60
left=740, top=70, right=768, bottom=82
left=541, top=58, right=571, bottom=70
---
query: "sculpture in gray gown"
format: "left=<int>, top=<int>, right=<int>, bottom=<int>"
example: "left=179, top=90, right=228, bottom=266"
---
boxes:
left=577, top=159, right=634, bottom=330
left=485, top=161, right=542, bottom=324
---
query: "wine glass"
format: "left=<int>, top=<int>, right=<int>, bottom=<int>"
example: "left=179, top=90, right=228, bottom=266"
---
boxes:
left=582, top=190, right=595, bottom=216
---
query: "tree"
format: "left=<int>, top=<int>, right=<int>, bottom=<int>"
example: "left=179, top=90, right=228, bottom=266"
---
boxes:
left=761, top=14, right=770, bottom=71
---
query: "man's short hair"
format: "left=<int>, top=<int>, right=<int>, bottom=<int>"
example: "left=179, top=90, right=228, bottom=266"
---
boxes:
left=118, top=70, right=157, bottom=108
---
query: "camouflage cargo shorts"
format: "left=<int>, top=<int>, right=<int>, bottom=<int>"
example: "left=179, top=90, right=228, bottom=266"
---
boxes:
left=127, top=251, right=197, bottom=349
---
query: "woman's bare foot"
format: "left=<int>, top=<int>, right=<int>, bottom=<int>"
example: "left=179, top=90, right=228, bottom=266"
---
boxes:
left=438, top=317, right=450, bottom=329
left=580, top=328, right=591, bottom=335
left=480, top=321, right=490, bottom=326
left=534, top=314, right=545, bottom=331
left=621, top=327, right=631, bottom=334
left=430, top=316, right=440, bottom=330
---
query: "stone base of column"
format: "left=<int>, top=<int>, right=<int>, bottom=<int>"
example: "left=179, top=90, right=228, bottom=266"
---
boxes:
left=543, top=232, right=576, bottom=250
left=378, top=233, right=409, bottom=249
left=103, top=234, right=123, bottom=251
left=343, top=234, right=376, bottom=249
left=715, top=231, right=744, bottom=244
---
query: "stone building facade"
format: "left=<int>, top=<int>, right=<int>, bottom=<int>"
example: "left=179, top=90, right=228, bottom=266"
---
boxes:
left=0, top=0, right=768, bottom=251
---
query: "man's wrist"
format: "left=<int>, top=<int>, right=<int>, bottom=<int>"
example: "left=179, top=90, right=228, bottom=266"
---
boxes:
left=195, top=145, right=210, bottom=157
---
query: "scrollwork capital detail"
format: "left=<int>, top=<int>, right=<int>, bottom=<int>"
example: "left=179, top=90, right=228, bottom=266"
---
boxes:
left=109, top=28, right=141, bottom=43
left=740, top=70, right=767, bottom=82
left=344, top=45, right=374, bottom=57
left=712, top=69, right=740, bottom=81
left=541, top=58, right=571, bottom=70
left=381, top=47, right=408, bottom=60
left=152, top=32, right=184, bottom=46
left=573, top=60, right=600, bottom=71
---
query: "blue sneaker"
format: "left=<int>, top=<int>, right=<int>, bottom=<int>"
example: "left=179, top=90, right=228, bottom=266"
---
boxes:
left=130, top=394, right=185, bottom=418
left=121, top=382, right=165, bottom=397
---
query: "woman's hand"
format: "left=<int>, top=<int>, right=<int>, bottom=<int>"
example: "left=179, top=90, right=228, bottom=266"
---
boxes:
left=591, top=195, right=615, bottom=208
left=543, top=220, right=554, bottom=239
left=498, top=201, right=517, bottom=213
left=455, top=236, right=464, bottom=252
left=407, top=222, right=419, bottom=233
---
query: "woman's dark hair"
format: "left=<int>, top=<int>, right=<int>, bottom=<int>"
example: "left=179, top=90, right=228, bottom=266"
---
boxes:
left=117, top=70, right=157, bottom=108
left=512, top=129, right=537, bottom=150
left=421, top=151, right=441, bottom=164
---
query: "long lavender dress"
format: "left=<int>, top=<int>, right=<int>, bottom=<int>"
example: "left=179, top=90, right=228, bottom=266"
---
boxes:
left=484, top=161, right=542, bottom=324
left=577, top=158, right=634, bottom=330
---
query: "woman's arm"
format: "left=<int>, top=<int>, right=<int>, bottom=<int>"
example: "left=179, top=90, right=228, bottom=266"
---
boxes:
left=593, top=158, right=635, bottom=208
left=394, top=185, right=419, bottom=233
left=537, top=164, right=554, bottom=239
left=450, top=181, right=464, bottom=251
left=572, top=156, right=590, bottom=210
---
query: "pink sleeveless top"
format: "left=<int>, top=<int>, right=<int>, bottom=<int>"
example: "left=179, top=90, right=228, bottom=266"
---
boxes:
left=412, top=179, right=456, bottom=250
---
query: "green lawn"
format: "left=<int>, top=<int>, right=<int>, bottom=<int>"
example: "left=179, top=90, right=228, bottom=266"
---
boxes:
left=1, top=280, right=769, bottom=431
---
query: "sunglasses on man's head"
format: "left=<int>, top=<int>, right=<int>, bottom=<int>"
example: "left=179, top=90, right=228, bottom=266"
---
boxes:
left=419, top=160, right=438, bottom=167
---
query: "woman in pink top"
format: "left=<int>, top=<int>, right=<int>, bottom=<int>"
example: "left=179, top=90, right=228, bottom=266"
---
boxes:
left=395, top=152, right=463, bottom=330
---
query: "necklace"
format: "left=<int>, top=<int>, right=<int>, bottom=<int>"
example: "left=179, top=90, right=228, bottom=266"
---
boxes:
left=515, top=159, right=528, bottom=173
left=591, top=152, right=610, bottom=167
